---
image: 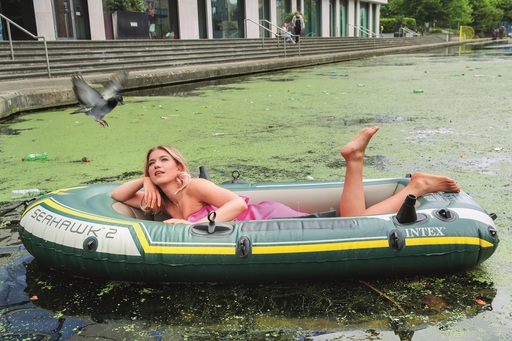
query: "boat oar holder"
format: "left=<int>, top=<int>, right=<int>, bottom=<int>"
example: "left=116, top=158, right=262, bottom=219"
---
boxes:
left=190, top=211, right=234, bottom=237
left=207, top=211, right=217, bottom=234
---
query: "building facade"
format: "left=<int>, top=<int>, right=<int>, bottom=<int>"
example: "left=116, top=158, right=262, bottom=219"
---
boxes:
left=0, top=0, right=386, bottom=41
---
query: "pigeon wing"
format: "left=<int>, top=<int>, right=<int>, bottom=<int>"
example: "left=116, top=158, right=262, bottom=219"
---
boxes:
left=102, top=70, right=129, bottom=100
left=71, top=74, right=106, bottom=107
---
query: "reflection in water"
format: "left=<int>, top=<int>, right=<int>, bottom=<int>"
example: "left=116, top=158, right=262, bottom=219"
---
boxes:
left=124, top=78, right=248, bottom=97
left=124, top=41, right=510, bottom=101
left=15, top=256, right=496, bottom=340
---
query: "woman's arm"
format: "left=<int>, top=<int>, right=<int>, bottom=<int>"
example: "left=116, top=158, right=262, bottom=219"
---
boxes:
left=165, top=179, right=248, bottom=224
left=111, top=177, right=161, bottom=209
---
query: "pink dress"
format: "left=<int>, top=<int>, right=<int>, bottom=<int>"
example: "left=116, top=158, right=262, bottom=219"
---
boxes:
left=187, top=196, right=308, bottom=222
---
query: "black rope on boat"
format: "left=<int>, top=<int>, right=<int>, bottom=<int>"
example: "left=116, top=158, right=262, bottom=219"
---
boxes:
left=0, top=198, right=36, bottom=217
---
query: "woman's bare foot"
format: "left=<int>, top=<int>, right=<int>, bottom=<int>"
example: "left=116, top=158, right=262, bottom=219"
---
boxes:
left=341, top=126, right=380, bottom=161
left=408, top=172, right=460, bottom=196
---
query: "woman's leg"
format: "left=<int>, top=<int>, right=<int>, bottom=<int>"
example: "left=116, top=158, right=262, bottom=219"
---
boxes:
left=339, top=126, right=380, bottom=216
left=339, top=127, right=460, bottom=217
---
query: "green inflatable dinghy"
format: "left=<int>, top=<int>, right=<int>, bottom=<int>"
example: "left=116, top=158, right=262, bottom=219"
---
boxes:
left=18, top=176, right=499, bottom=282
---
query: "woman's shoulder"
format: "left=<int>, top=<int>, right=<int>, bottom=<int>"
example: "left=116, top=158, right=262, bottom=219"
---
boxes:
left=187, top=178, right=218, bottom=191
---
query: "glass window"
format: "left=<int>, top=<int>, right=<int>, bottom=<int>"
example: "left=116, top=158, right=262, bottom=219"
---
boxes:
left=52, top=0, right=90, bottom=40
left=148, top=0, right=179, bottom=39
left=360, top=3, right=368, bottom=37
left=304, top=0, right=321, bottom=37
left=259, top=0, right=270, bottom=37
left=276, top=0, right=291, bottom=27
left=339, top=0, right=347, bottom=37
left=329, top=0, right=335, bottom=36
left=211, top=0, right=245, bottom=38
left=198, top=0, right=207, bottom=38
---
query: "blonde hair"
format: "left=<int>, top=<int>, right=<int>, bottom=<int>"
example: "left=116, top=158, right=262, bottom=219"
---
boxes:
left=142, top=145, right=191, bottom=214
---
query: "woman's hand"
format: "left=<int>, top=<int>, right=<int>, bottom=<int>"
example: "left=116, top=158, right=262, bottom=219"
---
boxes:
left=143, top=177, right=161, bottom=209
left=163, top=218, right=191, bottom=224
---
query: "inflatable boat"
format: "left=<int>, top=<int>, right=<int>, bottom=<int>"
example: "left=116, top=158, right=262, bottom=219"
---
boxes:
left=18, top=176, right=499, bottom=282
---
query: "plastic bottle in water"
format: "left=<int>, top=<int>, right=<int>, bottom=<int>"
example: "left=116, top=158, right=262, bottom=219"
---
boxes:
left=11, top=189, right=45, bottom=199
left=22, top=152, right=48, bottom=161
left=412, top=89, right=424, bottom=94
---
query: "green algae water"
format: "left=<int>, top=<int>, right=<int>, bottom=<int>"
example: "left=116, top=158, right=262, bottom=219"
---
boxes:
left=1, top=42, right=511, bottom=340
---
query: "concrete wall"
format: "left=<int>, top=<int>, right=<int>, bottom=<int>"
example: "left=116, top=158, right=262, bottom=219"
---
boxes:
left=88, top=0, right=106, bottom=40
left=33, top=0, right=56, bottom=40
left=178, top=0, right=199, bottom=39
left=245, top=1, right=260, bottom=38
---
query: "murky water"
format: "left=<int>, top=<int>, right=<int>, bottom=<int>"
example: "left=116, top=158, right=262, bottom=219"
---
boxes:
left=1, top=41, right=511, bottom=340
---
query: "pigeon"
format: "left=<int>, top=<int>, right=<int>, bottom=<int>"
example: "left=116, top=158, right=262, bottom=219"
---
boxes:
left=70, top=71, right=129, bottom=127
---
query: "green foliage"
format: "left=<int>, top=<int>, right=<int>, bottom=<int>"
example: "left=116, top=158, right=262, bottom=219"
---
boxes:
left=384, top=0, right=512, bottom=35
left=380, top=17, right=416, bottom=33
left=383, top=0, right=472, bottom=28
left=469, top=0, right=504, bottom=35
left=104, top=0, right=146, bottom=14
left=496, top=0, right=512, bottom=21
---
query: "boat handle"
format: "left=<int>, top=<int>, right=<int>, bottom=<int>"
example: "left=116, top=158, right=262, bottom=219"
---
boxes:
left=388, top=229, right=405, bottom=252
left=237, top=236, right=252, bottom=258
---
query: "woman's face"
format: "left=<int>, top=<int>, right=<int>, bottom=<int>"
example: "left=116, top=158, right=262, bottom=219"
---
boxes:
left=147, top=149, right=182, bottom=186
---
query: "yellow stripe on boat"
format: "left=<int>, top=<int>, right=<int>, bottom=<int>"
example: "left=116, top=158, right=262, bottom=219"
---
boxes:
left=406, top=236, right=494, bottom=248
left=253, top=239, right=389, bottom=254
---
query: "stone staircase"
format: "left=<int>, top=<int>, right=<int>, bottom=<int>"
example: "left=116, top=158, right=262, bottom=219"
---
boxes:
left=0, top=36, right=448, bottom=81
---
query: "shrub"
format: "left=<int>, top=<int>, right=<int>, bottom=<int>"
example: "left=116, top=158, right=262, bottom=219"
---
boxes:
left=104, top=0, right=146, bottom=14
left=380, top=17, right=416, bottom=33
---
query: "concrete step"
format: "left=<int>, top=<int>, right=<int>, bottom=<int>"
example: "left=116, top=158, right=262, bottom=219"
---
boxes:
left=0, top=37, right=449, bottom=81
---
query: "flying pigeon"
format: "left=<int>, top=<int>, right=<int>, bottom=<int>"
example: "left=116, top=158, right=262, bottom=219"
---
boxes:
left=70, top=71, right=129, bottom=127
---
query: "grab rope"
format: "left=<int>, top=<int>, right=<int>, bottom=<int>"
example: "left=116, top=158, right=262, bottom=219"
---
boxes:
left=0, top=198, right=36, bottom=217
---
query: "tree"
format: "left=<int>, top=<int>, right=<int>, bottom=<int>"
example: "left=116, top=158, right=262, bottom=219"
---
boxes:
left=383, top=0, right=472, bottom=29
left=495, top=0, right=512, bottom=22
left=103, top=0, right=146, bottom=14
left=468, top=0, right=503, bottom=34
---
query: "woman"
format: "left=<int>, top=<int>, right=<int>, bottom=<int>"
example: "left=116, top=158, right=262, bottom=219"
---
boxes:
left=111, top=127, right=460, bottom=223
left=291, top=11, right=304, bottom=43
left=281, top=22, right=295, bottom=43
left=111, top=146, right=308, bottom=224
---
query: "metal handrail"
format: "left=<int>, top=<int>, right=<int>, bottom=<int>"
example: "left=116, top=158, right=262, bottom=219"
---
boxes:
left=400, top=27, right=421, bottom=37
left=0, top=13, right=51, bottom=78
left=348, top=24, right=377, bottom=38
left=260, top=19, right=300, bottom=47
left=244, top=18, right=300, bottom=57
left=259, top=19, right=296, bottom=40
